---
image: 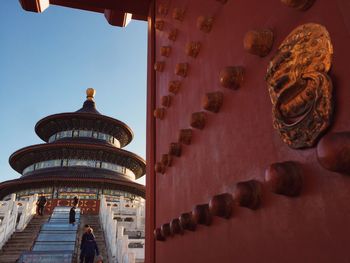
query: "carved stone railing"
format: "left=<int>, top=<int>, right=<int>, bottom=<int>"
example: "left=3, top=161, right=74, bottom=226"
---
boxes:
left=16, top=194, right=38, bottom=231
left=116, top=226, right=145, bottom=263
left=124, top=237, right=144, bottom=262
left=0, top=194, right=38, bottom=250
left=99, top=195, right=145, bottom=263
left=0, top=194, right=18, bottom=249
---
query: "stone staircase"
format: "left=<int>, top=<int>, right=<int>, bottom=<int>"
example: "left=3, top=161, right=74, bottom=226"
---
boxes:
left=0, top=215, right=49, bottom=263
left=77, top=215, right=108, bottom=263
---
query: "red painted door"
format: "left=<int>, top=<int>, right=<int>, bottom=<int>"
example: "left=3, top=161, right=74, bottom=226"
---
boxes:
left=148, top=0, right=350, bottom=262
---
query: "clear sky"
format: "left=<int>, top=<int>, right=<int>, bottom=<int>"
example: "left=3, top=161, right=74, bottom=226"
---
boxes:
left=0, top=2, right=148, bottom=184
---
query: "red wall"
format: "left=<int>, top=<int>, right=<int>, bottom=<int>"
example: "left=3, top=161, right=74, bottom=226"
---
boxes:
left=149, top=0, right=350, bottom=262
left=44, top=199, right=100, bottom=215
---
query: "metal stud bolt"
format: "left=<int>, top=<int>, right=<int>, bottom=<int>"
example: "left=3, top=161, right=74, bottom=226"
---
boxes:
left=197, top=16, right=214, bottom=33
left=243, top=29, right=274, bottom=57
left=202, top=91, right=224, bottom=113
left=154, top=108, right=166, bottom=119
left=154, top=162, right=166, bottom=174
left=172, top=8, right=185, bottom=21
left=233, top=180, right=262, bottom=210
left=161, top=95, right=172, bottom=108
left=161, top=46, right=172, bottom=57
left=168, top=81, right=182, bottom=94
left=178, top=129, right=193, bottom=145
left=185, top=41, right=202, bottom=58
left=169, top=142, right=182, bottom=157
left=168, top=28, right=178, bottom=41
left=265, top=161, right=303, bottom=197
left=179, top=212, right=196, bottom=231
left=175, top=63, right=189, bottom=78
left=154, top=228, right=165, bottom=241
left=161, top=223, right=172, bottom=238
left=192, top=204, right=212, bottom=226
left=209, top=193, right=234, bottom=219
left=170, top=218, right=184, bottom=235
left=161, top=154, right=172, bottom=167
left=190, top=112, right=206, bottom=130
left=219, top=66, right=244, bottom=90
left=155, top=20, right=165, bottom=31
left=154, top=61, right=165, bottom=72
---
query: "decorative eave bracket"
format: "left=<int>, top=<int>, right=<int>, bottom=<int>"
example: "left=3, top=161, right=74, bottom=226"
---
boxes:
left=19, top=0, right=151, bottom=27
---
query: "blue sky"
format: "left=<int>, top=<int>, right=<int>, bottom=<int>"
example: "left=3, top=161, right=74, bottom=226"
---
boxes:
left=0, top=1, right=148, bottom=184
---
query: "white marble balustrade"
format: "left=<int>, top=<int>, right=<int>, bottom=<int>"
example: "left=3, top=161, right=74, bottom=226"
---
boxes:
left=0, top=194, right=38, bottom=249
left=99, top=195, right=145, bottom=263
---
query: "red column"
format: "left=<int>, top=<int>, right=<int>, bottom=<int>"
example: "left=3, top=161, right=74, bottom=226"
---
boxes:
left=145, top=1, right=156, bottom=262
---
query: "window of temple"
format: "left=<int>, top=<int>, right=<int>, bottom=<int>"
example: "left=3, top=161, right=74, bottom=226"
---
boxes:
left=48, top=129, right=121, bottom=147
left=62, top=130, right=72, bottom=138
left=16, top=187, right=53, bottom=200
left=62, top=159, right=68, bottom=166
left=98, top=133, right=107, bottom=140
left=73, top=130, right=79, bottom=137
left=128, top=242, right=144, bottom=249
left=23, top=159, right=135, bottom=179
left=79, top=130, right=92, bottom=137
left=57, top=187, right=98, bottom=199
left=23, top=165, right=35, bottom=175
left=102, top=190, right=141, bottom=203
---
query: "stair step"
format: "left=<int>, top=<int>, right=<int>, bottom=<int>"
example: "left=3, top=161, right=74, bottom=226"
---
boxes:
left=3, top=246, right=33, bottom=249
left=3, top=245, right=33, bottom=249
left=0, top=258, right=21, bottom=262
left=0, top=215, right=48, bottom=261
left=7, top=238, right=36, bottom=241
left=1, top=250, right=28, bottom=254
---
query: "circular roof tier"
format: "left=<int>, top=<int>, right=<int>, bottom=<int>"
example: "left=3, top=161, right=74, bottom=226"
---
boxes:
left=9, top=142, right=146, bottom=179
left=35, top=89, right=133, bottom=147
left=0, top=176, right=145, bottom=199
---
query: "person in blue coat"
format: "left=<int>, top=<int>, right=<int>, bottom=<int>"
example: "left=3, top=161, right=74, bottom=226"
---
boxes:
left=80, top=228, right=99, bottom=263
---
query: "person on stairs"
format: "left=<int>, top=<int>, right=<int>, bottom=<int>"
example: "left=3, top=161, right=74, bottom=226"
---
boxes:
left=73, top=196, right=79, bottom=207
left=69, top=206, right=76, bottom=225
left=36, top=193, right=47, bottom=216
left=80, top=225, right=93, bottom=262
left=80, top=227, right=99, bottom=263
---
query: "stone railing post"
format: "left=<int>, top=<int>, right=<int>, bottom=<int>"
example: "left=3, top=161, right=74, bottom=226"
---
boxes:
left=128, top=252, right=136, bottom=263
left=0, top=194, right=19, bottom=250
left=17, top=194, right=38, bottom=231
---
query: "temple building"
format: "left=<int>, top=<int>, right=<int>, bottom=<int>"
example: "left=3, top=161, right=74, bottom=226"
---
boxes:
left=0, top=88, right=145, bottom=214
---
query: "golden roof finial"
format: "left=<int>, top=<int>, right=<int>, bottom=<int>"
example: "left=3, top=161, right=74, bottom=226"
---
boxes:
left=86, top=88, right=96, bottom=101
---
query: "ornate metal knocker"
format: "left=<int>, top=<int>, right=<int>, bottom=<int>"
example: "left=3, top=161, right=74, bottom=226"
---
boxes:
left=266, top=23, right=334, bottom=149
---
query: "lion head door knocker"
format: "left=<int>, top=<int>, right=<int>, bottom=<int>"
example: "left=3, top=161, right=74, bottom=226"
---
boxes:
left=266, top=23, right=334, bottom=149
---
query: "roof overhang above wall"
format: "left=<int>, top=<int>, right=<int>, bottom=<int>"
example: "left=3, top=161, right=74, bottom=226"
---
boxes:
left=19, top=0, right=151, bottom=27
